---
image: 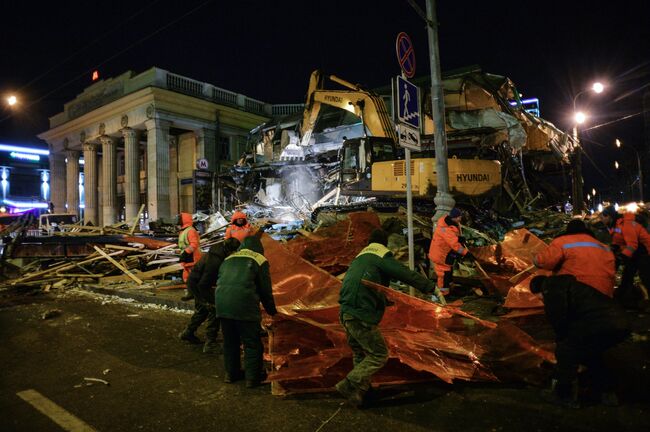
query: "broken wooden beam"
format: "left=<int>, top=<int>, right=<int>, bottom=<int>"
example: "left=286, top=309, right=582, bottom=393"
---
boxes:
left=93, top=246, right=143, bottom=285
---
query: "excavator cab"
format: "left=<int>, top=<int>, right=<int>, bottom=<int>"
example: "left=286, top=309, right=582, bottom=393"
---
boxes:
left=340, top=137, right=398, bottom=196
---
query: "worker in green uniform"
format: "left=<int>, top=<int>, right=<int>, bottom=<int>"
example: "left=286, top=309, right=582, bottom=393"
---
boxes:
left=215, top=235, right=277, bottom=388
left=336, top=229, right=446, bottom=407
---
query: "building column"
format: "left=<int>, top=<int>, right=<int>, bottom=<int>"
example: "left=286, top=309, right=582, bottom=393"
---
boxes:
left=195, top=127, right=217, bottom=171
left=145, top=119, right=171, bottom=222
left=65, top=149, right=80, bottom=217
left=122, top=128, right=140, bottom=221
left=48, top=145, right=66, bottom=214
left=97, top=159, right=103, bottom=227
left=100, top=135, right=117, bottom=224
left=82, top=142, right=99, bottom=225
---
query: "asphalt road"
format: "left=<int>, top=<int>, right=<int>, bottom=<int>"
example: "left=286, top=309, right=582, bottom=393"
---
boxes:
left=1, top=287, right=649, bottom=432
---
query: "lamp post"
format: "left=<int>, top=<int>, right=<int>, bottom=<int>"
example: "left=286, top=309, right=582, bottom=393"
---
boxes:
left=571, top=82, right=604, bottom=214
left=615, top=138, right=644, bottom=201
left=424, top=0, right=454, bottom=218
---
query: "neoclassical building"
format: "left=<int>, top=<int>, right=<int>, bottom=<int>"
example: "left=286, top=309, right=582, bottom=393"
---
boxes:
left=38, top=67, right=301, bottom=226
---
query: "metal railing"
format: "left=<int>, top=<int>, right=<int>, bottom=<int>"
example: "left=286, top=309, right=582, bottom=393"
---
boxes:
left=61, top=68, right=305, bottom=123
left=212, top=87, right=238, bottom=105
left=271, top=104, right=305, bottom=116
left=166, top=73, right=203, bottom=97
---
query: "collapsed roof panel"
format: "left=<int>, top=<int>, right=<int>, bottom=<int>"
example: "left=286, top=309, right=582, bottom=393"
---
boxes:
left=262, top=233, right=554, bottom=394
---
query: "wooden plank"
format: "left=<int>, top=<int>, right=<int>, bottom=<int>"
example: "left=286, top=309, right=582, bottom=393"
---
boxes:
left=147, top=258, right=179, bottom=266
left=508, top=264, right=536, bottom=284
left=130, top=204, right=145, bottom=235
left=104, top=244, right=144, bottom=252
left=99, top=263, right=183, bottom=283
left=55, top=273, right=104, bottom=278
left=93, top=246, right=143, bottom=285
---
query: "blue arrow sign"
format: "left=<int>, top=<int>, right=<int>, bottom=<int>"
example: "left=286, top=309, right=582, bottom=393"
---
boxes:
left=396, top=75, right=420, bottom=130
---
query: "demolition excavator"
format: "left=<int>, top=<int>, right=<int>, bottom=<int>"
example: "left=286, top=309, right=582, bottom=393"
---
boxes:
left=293, top=70, right=502, bottom=217
left=225, top=68, right=573, bottom=218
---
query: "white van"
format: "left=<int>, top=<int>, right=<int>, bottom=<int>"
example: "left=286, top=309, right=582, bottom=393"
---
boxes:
left=39, top=213, right=78, bottom=235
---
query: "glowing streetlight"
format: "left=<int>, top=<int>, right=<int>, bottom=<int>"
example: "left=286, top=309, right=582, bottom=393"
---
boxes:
left=592, top=188, right=596, bottom=196
left=570, top=81, right=606, bottom=214
left=615, top=138, right=622, bottom=148
left=587, top=193, right=591, bottom=200
left=6, top=95, right=17, bottom=106
left=615, top=161, right=619, bottom=169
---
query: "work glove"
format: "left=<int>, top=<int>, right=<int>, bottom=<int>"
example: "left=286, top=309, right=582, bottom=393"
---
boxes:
left=464, top=252, right=476, bottom=262
left=445, top=251, right=461, bottom=265
left=179, top=250, right=193, bottom=263
left=431, top=288, right=447, bottom=305
left=458, top=236, right=467, bottom=246
left=615, top=253, right=629, bottom=267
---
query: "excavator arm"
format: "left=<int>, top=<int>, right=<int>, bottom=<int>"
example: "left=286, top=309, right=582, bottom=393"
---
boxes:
left=300, top=70, right=398, bottom=146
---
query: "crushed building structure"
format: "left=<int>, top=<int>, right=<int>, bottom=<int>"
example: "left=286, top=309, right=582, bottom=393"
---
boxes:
left=218, top=66, right=577, bottom=219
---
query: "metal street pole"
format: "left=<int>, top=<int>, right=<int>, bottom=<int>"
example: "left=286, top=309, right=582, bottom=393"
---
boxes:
left=571, top=125, right=584, bottom=214
left=636, top=151, right=644, bottom=202
left=405, top=146, right=415, bottom=295
left=426, top=0, right=454, bottom=219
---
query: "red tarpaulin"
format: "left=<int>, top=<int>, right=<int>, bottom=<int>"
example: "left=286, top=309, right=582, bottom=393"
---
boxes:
left=261, top=226, right=554, bottom=395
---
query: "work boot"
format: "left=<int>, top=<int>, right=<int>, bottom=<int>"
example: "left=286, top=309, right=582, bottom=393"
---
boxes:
left=202, top=340, right=222, bottom=354
left=224, top=370, right=244, bottom=383
left=540, top=379, right=580, bottom=409
left=180, top=290, right=194, bottom=301
left=178, top=329, right=202, bottom=344
left=245, top=370, right=268, bottom=388
left=335, top=378, right=365, bottom=407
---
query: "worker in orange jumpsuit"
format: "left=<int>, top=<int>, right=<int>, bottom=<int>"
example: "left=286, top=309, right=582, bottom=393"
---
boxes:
left=599, top=206, right=650, bottom=308
left=532, top=219, right=628, bottom=407
left=177, top=212, right=201, bottom=300
left=534, top=219, right=616, bottom=298
left=428, top=208, right=473, bottom=295
left=225, top=211, right=254, bottom=243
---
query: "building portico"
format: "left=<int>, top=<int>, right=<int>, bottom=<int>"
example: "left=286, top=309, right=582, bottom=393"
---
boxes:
left=38, top=67, right=271, bottom=225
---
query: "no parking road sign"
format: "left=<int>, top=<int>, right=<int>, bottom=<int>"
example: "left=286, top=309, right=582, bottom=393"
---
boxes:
left=395, top=32, right=416, bottom=79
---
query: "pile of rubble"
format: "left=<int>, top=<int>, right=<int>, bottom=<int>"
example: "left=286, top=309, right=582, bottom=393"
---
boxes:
left=0, top=202, right=624, bottom=396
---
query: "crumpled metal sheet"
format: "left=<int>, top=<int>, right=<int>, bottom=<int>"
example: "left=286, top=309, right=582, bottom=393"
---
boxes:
left=472, top=229, right=549, bottom=309
left=261, top=234, right=553, bottom=395
left=284, top=212, right=380, bottom=274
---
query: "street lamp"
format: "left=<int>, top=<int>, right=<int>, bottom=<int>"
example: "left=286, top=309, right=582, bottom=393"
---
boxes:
left=570, top=82, right=605, bottom=213
left=615, top=138, right=644, bottom=201
left=6, top=95, right=17, bottom=106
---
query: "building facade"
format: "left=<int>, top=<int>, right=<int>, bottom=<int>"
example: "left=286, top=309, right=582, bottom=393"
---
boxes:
left=0, top=143, right=51, bottom=213
left=38, top=67, right=301, bottom=225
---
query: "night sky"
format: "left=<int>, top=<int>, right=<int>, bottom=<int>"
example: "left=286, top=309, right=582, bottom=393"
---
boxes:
left=1, top=0, right=648, bottom=199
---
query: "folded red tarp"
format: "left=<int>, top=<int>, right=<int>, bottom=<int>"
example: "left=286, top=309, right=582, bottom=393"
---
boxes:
left=262, top=231, right=554, bottom=395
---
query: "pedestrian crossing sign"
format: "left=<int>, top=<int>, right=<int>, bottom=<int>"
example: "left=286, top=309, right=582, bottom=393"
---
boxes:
left=395, top=75, right=420, bottom=130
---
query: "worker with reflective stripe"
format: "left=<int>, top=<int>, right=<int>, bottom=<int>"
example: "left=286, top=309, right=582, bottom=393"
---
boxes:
left=428, top=208, right=473, bottom=294
left=530, top=274, right=629, bottom=407
left=216, top=235, right=276, bottom=388
left=534, top=219, right=616, bottom=297
left=337, top=229, right=445, bottom=407
left=599, top=206, right=650, bottom=307
left=177, top=212, right=201, bottom=283
left=225, top=210, right=254, bottom=243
